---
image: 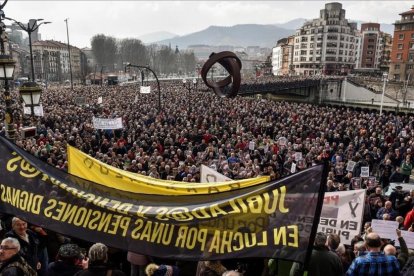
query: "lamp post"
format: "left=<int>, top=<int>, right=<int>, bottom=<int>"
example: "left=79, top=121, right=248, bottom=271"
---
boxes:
left=0, top=1, right=17, bottom=141
left=19, top=81, right=42, bottom=117
left=380, top=73, right=388, bottom=116
left=64, top=18, right=73, bottom=90
left=5, top=17, right=51, bottom=81
left=182, top=78, right=197, bottom=110
left=125, top=63, right=161, bottom=111
left=0, top=54, right=16, bottom=140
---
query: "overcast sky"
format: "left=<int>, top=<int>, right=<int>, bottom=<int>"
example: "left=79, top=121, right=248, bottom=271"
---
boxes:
left=5, top=1, right=413, bottom=48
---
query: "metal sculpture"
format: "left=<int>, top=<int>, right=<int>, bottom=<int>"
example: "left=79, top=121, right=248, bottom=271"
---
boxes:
left=201, top=51, right=242, bottom=98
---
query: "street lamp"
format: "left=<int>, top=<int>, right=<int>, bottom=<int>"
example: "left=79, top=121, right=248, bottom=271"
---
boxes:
left=380, top=73, right=388, bottom=116
left=182, top=78, right=197, bottom=109
left=19, top=81, right=42, bottom=116
left=5, top=17, right=51, bottom=81
left=125, top=63, right=161, bottom=111
left=0, top=54, right=16, bottom=140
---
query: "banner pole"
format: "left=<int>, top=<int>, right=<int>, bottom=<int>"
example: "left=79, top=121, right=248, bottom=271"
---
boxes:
left=302, top=161, right=328, bottom=275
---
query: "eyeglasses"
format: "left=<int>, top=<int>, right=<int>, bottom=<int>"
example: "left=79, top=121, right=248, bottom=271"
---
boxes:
left=0, top=246, right=17, bottom=250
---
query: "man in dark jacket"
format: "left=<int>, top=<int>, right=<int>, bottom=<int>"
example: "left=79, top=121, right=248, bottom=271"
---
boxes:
left=74, top=243, right=125, bottom=276
left=4, top=217, right=41, bottom=272
left=290, top=232, right=343, bottom=276
left=0, top=237, right=36, bottom=276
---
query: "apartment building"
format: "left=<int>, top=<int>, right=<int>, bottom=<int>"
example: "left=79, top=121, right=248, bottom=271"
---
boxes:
left=389, top=6, right=414, bottom=81
left=272, top=36, right=294, bottom=75
left=32, top=40, right=85, bottom=82
left=292, top=2, right=359, bottom=76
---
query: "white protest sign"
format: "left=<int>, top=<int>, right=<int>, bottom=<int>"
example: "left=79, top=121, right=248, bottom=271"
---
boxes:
left=371, top=219, right=399, bottom=240
left=248, top=141, right=255, bottom=151
left=396, top=231, right=414, bottom=249
left=318, top=190, right=366, bottom=245
left=402, top=130, right=407, bottom=137
left=291, top=162, right=297, bottom=174
left=351, top=177, right=361, bottom=190
left=367, top=177, right=377, bottom=189
left=92, top=117, right=123, bottom=130
left=200, top=165, right=232, bottom=183
left=295, top=152, right=303, bottom=161
left=97, top=96, right=103, bottom=104
left=346, top=161, right=356, bottom=172
left=361, top=166, right=370, bottom=177
left=140, top=86, right=151, bottom=94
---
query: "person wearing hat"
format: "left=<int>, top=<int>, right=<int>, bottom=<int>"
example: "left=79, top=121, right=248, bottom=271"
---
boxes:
left=47, top=243, right=84, bottom=276
left=290, top=232, right=343, bottom=276
left=74, top=243, right=125, bottom=276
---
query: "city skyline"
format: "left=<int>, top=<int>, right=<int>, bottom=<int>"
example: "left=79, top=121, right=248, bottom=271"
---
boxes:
left=5, top=1, right=413, bottom=48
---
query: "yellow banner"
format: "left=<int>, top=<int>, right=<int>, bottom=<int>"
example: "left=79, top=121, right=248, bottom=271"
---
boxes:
left=67, top=146, right=269, bottom=195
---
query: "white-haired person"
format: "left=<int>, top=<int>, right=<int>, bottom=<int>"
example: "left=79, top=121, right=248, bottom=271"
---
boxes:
left=74, top=242, right=125, bottom=276
left=0, top=237, right=36, bottom=275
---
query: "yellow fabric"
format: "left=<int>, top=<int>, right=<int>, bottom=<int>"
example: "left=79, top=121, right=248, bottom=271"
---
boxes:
left=67, top=145, right=270, bottom=195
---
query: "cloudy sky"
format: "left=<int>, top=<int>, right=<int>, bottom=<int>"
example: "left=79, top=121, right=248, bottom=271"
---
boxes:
left=5, top=1, right=413, bottom=48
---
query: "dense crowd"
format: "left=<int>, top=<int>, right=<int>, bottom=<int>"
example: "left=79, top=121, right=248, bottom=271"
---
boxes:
left=2, top=77, right=414, bottom=275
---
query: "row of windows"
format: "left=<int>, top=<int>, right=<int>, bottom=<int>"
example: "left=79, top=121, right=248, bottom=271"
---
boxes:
left=398, top=33, right=414, bottom=40
left=397, top=42, right=414, bottom=50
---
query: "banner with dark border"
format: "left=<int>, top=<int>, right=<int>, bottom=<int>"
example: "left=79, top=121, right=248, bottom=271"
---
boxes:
left=0, top=137, right=323, bottom=262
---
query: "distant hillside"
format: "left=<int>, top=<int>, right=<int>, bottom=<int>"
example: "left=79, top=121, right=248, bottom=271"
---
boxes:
left=151, top=18, right=395, bottom=50
left=156, top=24, right=294, bottom=48
left=138, top=31, right=178, bottom=44
left=274, top=18, right=307, bottom=30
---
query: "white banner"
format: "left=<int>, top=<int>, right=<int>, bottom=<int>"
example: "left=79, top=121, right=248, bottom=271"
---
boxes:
left=140, top=86, right=151, bottom=94
left=23, top=104, right=44, bottom=117
left=92, top=117, right=123, bottom=130
left=371, top=220, right=399, bottom=240
left=200, top=165, right=232, bottom=183
left=317, top=190, right=366, bottom=245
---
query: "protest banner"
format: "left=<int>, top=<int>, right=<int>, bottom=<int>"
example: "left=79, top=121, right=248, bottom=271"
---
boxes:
left=0, top=137, right=324, bottom=263
left=360, top=167, right=370, bottom=177
left=97, top=96, right=103, bottom=104
left=295, top=152, right=303, bottom=161
left=367, top=177, right=377, bottom=189
left=67, top=145, right=269, bottom=195
left=92, top=117, right=123, bottom=130
left=351, top=177, right=361, bottom=190
left=371, top=220, right=399, bottom=240
left=140, top=86, right=151, bottom=94
left=200, top=165, right=232, bottom=183
left=346, top=161, right=356, bottom=172
left=317, top=190, right=365, bottom=245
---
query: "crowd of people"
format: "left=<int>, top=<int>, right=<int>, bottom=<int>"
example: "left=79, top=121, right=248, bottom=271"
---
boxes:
left=1, top=76, right=414, bottom=275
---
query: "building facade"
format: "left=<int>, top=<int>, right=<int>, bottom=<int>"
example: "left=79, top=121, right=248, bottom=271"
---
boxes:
left=272, top=36, right=294, bottom=76
left=292, top=2, right=359, bottom=76
left=31, top=40, right=85, bottom=83
left=389, top=6, right=414, bottom=81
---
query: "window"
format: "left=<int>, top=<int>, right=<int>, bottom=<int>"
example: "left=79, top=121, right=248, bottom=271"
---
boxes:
left=409, top=53, right=414, bottom=61
left=395, top=64, right=400, bottom=69
left=398, top=44, right=404, bottom=50
left=397, top=53, right=403, bottom=59
left=399, top=34, right=404, bottom=40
